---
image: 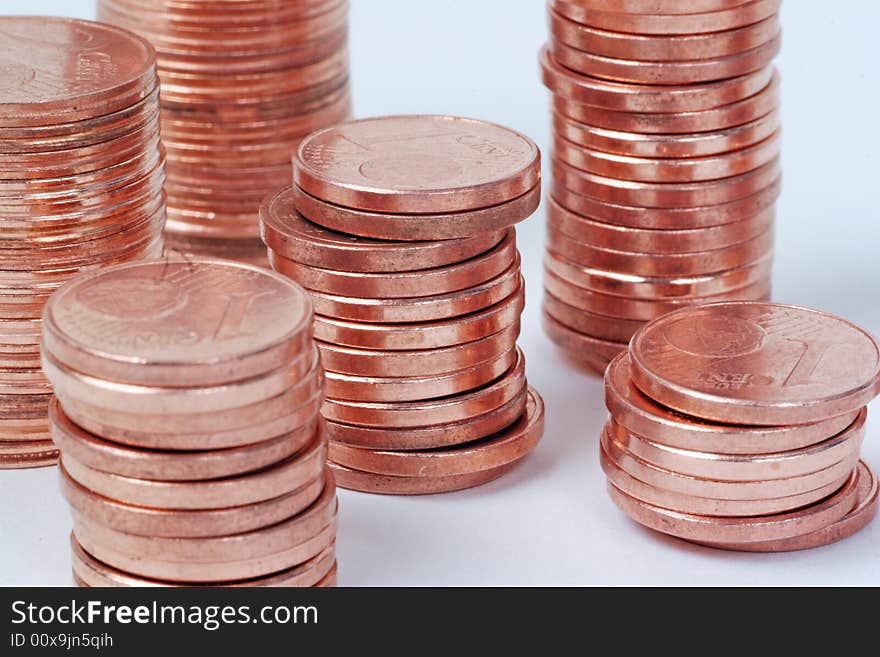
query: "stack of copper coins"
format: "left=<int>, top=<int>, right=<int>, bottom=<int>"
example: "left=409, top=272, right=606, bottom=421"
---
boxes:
left=540, top=0, right=782, bottom=372
left=97, top=0, right=351, bottom=265
left=602, top=302, right=880, bottom=551
left=261, top=115, right=546, bottom=495
left=0, top=17, right=167, bottom=470
left=41, top=259, right=337, bottom=587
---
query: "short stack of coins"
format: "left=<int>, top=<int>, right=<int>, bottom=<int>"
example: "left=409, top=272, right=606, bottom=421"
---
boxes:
left=97, top=0, right=351, bottom=265
left=41, top=259, right=337, bottom=587
left=602, top=301, right=880, bottom=551
left=0, top=17, right=167, bottom=469
left=261, top=115, right=546, bottom=495
left=540, top=0, right=782, bottom=372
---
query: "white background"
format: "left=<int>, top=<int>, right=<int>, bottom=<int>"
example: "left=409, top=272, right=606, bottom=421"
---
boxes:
left=1, top=1, right=879, bottom=586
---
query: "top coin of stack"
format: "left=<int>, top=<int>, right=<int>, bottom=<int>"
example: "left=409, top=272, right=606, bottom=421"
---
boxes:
left=262, top=115, right=546, bottom=494
left=540, top=0, right=781, bottom=372
left=96, top=0, right=352, bottom=265
left=0, top=17, right=167, bottom=469
left=42, top=259, right=338, bottom=587
left=602, top=301, right=880, bottom=551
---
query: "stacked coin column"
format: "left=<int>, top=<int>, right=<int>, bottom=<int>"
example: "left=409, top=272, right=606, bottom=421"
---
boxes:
left=262, top=116, right=546, bottom=494
left=0, top=17, right=167, bottom=469
left=602, top=302, right=879, bottom=551
left=97, top=0, right=351, bottom=265
left=540, top=0, right=781, bottom=372
left=42, top=260, right=337, bottom=587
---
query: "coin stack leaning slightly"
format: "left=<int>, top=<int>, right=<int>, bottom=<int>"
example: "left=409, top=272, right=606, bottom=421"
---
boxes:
left=541, top=0, right=782, bottom=372
left=0, top=17, right=167, bottom=469
left=97, top=0, right=352, bottom=266
left=261, top=115, right=546, bottom=494
left=42, top=259, right=337, bottom=587
left=602, top=301, right=880, bottom=551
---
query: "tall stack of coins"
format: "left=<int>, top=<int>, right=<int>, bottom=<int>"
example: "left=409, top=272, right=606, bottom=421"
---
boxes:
left=540, top=0, right=781, bottom=372
left=97, top=0, right=351, bottom=265
left=602, top=302, right=880, bottom=551
left=261, top=115, right=546, bottom=494
left=0, top=17, right=167, bottom=469
left=42, top=260, right=337, bottom=587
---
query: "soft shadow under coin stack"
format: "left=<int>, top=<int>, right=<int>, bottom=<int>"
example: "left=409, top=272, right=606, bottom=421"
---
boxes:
left=0, top=17, right=167, bottom=470
left=261, top=115, right=546, bottom=495
left=602, top=301, right=880, bottom=552
left=540, top=0, right=782, bottom=372
left=97, top=0, right=351, bottom=266
left=41, top=260, right=337, bottom=587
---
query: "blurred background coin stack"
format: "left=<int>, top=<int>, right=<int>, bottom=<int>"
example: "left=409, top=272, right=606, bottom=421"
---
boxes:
left=540, top=0, right=782, bottom=372
left=0, top=17, right=167, bottom=470
left=262, top=115, right=546, bottom=494
left=42, top=260, right=337, bottom=587
left=97, top=0, right=352, bottom=266
left=602, top=302, right=880, bottom=552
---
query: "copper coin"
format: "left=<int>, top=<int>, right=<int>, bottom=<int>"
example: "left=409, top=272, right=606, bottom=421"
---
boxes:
left=550, top=11, right=780, bottom=61
left=702, top=461, right=879, bottom=552
left=0, top=438, right=58, bottom=457
left=294, top=115, right=540, bottom=214
left=548, top=199, right=774, bottom=255
left=554, top=71, right=780, bottom=135
left=164, top=235, right=270, bottom=268
left=629, top=302, right=880, bottom=425
left=544, top=269, right=770, bottom=320
left=61, top=464, right=326, bottom=539
left=260, top=185, right=504, bottom=272
left=313, top=285, right=523, bottom=350
left=72, top=476, right=335, bottom=561
left=43, top=259, right=314, bottom=387
left=605, top=353, right=862, bottom=455
left=607, top=409, right=866, bottom=481
left=543, top=312, right=627, bottom=367
left=544, top=252, right=772, bottom=299
left=49, top=397, right=317, bottom=481
left=269, top=229, right=517, bottom=298
left=553, top=176, right=780, bottom=229
left=552, top=0, right=781, bottom=34
left=308, top=266, right=522, bottom=324
left=329, top=387, right=543, bottom=477
left=326, top=347, right=517, bottom=403
left=551, top=35, right=780, bottom=85
left=0, top=89, right=160, bottom=151
left=329, top=460, right=517, bottom=495
left=71, top=535, right=335, bottom=587
left=0, top=447, right=58, bottom=469
left=316, top=322, right=520, bottom=377
left=544, top=294, right=643, bottom=343
left=547, top=227, right=773, bottom=277
left=554, top=130, right=781, bottom=183
left=61, top=430, right=326, bottom=510
left=292, top=183, right=541, bottom=241
left=56, top=384, right=323, bottom=451
left=602, top=427, right=860, bottom=501
left=541, top=48, right=773, bottom=112
left=600, top=444, right=849, bottom=518
left=326, top=385, right=529, bottom=450
left=552, top=107, right=780, bottom=158
left=553, top=156, right=780, bottom=208
left=0, top=17, right=157, bottom=127
left=546, top=251, right=772, bottom=300
left=75, top=519, right=336, bottom=583
left=323, top=349, right=526, bottom=428
left=556, top=0, right=752, bottom=13
left=606, top=467, right=859, bottom=544
left=43, top=347, right=318, bottom=415
left=158, top=51, right=349, bottom=105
